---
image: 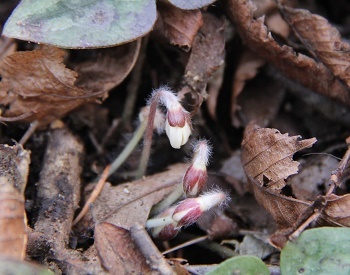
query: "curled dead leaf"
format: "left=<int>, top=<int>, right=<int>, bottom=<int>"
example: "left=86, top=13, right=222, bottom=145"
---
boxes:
left=94, top=222, right=150, bottom=274
left=226, top=0, right=350, bottom=107
left=279, top=5, right=350, bottom=88
left=241, top=122, right=316, bottom=190
left=0, top=144, right=30, bottom=260
left=158, top=2, right=203, bottom=51
left=0, top=41, right=140, bottom=126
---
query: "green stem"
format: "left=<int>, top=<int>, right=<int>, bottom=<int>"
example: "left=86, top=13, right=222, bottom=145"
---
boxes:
left=107, top=121, right=147, bottom=178
left=145, top=216, right=174, bottom=229
left=151, top=183, right=184, bottom=216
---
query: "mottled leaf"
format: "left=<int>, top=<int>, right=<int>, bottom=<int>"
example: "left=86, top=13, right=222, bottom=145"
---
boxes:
left=0, top=258, right=53, bottom=275
left=3, top=0, right=156, bottom=48
left=167, top=0, right=217, bottom=10
left=206, top=255, right=270, bottom=275
left=281, top=227, right=350, bottom=274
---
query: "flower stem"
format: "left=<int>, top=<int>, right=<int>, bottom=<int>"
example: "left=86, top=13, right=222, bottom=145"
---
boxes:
left=145, top=215, right=174, bottom=229
left=135, top=92, right=160, bottom=179
left=151, top=183, right=184, bottom=216
left=107, top=121, right=147, bottom=178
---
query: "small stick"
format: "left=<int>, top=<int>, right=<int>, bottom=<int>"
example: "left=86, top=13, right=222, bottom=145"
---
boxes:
left=162, top=235, right=208, bottom=255
left=289, top=212, right=321, bottom=241
left=130, top=223, right=175, bottom=275
left=19, top=120, right=39, bottom=145
left=73, top=165, right=111, bottom=226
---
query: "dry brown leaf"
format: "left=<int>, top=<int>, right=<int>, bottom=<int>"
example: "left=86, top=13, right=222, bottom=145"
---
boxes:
left=280, top=5, right=350, bottom=88
left=241, top=122, right=316, bottom=190
left=94, top=222, right=151, bottom=274
left=0, top=41, right=140, bottom=125
left=79, top=163, right=188, bottom=230
left=184, top=13, right=225, bottom=95
left=323, top=194, right=350, bottom=227
left=158, top=2, right=203, bottom=51
left=232, top=76, right=285, bottom=127
left=231, top=50, right=266, bottom=117
left=226, top=0, right=350, bottom=107
left=250, top=183, right=311, bottom=229
left=0, top=144, right=30, bottom=260
left=206, top=64, right=225, bottom=120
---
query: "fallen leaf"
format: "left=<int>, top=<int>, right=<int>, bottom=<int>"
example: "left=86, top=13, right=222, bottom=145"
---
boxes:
left=250, top=183, right=310, bottom=229
left=184, top=13, right=225, bottom=95
left=241, top=122, right=316, bottom=190
left=232, top=73, right=285, bottom=128
left=80, top=163, right=188, bottom=230
left=3, top=0, right=156, bottom=48
left=206, top=64, right=225, bottom=120
left=94, top=222, right=150, bottom=274
left=323, top=194, right=350, bottom=227
left=226, top=0, right=350, bottom=107
left=0, top=41, right=140, bottom=125
left=231, top=50, right=265, bottom=117
left=280, top=5, right=350, bottom=88
left=0, top=144, right=30, bottom=260
left=158, top=2, right=203, bottom=51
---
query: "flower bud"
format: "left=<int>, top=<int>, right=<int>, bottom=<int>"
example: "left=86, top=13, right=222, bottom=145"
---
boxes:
left=183, top=140, right=211, bottom=196
left=165, top=104, right=191, bottom=149
left=172, top=190, right=227, bottom=227
left=149, top=206, right=180, bottom=240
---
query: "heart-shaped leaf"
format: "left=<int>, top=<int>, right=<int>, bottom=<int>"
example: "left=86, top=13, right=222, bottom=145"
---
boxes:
left=3, top=0, right=156, bottom=48
left=206, top=255, right=270, bottom=275
left=166, top=0, right=217, bottom=10
left=281, top=227, right=350, bottom=274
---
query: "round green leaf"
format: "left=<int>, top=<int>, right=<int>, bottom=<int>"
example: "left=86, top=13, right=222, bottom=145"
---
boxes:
left=166, top=0, right=217, bottom=10
left=3, top=0, right=156, bottom=48
left=206, top=255, right=270, bottom=275
left=281, top=227, right=350, bottom=275
left=0, top=258, right=54, bottom=275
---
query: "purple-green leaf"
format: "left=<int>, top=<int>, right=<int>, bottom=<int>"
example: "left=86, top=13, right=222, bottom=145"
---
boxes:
left=2, top=0, right=156, bottom=49
left=166, top=0, right=217, bottom=10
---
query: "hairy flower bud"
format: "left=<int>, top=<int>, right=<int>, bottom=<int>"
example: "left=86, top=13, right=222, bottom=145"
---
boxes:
left=165, top=103, right=191, bottom=149
left=148, top=206, right=180, bottom=240
left=172, top=190, right=227, bottom=227
left=183, top=140, right=211, bottom=196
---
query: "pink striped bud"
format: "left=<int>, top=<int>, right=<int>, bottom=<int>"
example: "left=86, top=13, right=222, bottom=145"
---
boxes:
left=183, top=140, right=211, bottom=196
left=148, top=87, right=192, bottom=149
left=149, top=206, right=180, bottom=241
left=172, top=190, right=228, bottom=227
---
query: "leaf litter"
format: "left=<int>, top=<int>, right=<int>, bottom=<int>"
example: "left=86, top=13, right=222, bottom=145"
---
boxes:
left=0, top=0, right=350, bottom=273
